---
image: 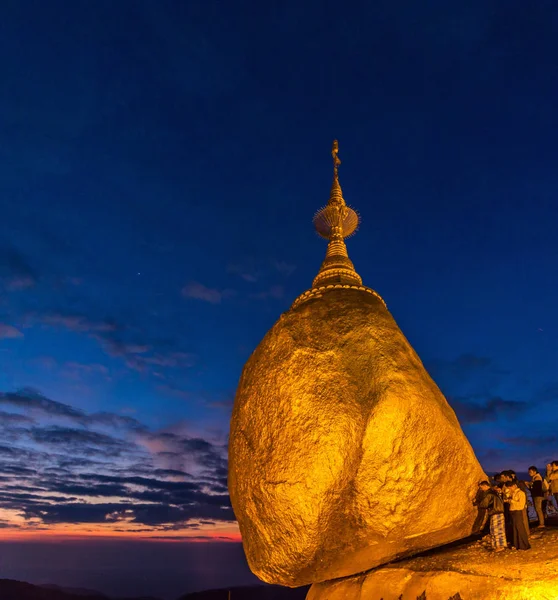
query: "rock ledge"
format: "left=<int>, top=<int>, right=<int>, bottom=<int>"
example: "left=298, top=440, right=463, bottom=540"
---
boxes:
left=307, top=526, right=558, bottom=600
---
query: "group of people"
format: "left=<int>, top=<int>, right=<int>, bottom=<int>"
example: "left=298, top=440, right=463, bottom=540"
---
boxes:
left=474, top=460, right=558, bottom=553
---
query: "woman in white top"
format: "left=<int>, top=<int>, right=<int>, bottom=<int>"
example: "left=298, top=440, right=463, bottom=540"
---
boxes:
left=505, top=481, right=530, bottom=550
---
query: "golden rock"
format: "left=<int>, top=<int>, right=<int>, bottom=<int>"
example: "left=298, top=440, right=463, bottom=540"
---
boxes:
left=307, top=527, right=558, bottom=599
left=229, top=288, right=485, bottom=586
left=228, top=142, right=485, bottom=587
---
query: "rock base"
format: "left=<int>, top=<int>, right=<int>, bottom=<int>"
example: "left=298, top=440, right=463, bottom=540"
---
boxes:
left=307, top=526, right=558, bottom=600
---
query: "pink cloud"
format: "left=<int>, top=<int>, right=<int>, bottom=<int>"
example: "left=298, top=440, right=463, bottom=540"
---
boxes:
left=181, top=282, right=235, bottom=304
left=6, top=276, right=36, bottom=291
left=0, top=324, right=24, bottom=339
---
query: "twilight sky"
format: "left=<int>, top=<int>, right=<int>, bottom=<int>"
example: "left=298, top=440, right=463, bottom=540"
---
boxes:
left=1, top=0, right=558, bottom=596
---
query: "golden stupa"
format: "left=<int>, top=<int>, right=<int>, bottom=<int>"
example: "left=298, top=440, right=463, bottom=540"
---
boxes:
left=228, top=142, right=486, bottom=587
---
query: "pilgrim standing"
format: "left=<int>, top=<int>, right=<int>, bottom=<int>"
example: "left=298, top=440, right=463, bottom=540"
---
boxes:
left=505, top=481, right=530, bottom=550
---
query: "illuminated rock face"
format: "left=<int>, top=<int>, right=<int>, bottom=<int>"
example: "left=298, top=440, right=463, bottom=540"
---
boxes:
left=308, top=568, right=558, bottom=600
left=307, top=527, right=558, bottom=600
left=228, top=288, right=485, bottom=587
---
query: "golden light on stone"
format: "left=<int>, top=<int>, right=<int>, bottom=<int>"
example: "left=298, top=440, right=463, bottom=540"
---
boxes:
left=308, top=528, right=558, bottom=599
left=228, top=141, right=486, bottom=588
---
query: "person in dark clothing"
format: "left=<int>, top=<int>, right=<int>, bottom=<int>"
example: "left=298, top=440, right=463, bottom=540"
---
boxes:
left=472, top=481, right=489, bottom=533
left=500, top=472, right=513, bottom=543
left=508, top=470, right=529, bottom=494
left=478, top=481, right=507, bottom=552
left=505, top=481, right=530, bottom=550
left=526, top=466, right=545, bottom=528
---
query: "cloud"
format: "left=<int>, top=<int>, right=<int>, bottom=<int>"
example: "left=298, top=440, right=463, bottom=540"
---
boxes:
left=5, top=276, right=35, bottom=291
left=0, top=389, right=85, bottom=420
left=207, top=395, right=235, bottom=411
left=87, top=412, right=147, bottom=432
left=30, top=425, right=129, bottom=452
left=0, top=324, right=23, bottom=339
left=249, top=285, right=284, bottom=300
left=0, top=245, right=37, bottom=283
left=28, top=310, right=195, bottom=377
left=63, top=362, right=110, bottom=380
left=449, top=395, right=529, bottom=424
left=21, top=498, right=234, bottom=526
left=101, top=340, right=150, bottom=356
left=102, top=340, right=194, bottom=373
left=33, top=356, right=58, bottom=369
left=0, top=387, right=234, bottom=534
left=39, top=313, right=117, bottom=333
left=426, top=353, right=494, bottom=377
left=227, top=263, right=259, bottom=283
left=181, top=282, right=235, bottom=304
left=274, top=261, right=296, bottom=277
left=228, top=259, right=296, bottom=282
left=156, top=384, right=192, bottom=400
left=477, top=438, right=558, bottom=473
left=502, top=434, right=558, bottom=449
left=453, top=354, right=493, bottom=369
left=0, top=389, right=146, bottom=432
left=535, top=383, right=558, bottom=404
left=0, top=411, right=33, bottom=425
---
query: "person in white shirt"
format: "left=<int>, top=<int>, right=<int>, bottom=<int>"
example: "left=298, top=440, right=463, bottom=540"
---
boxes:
left=546, top=461, right=558, bottom=506
left=505, top=481, right=530, bottom=550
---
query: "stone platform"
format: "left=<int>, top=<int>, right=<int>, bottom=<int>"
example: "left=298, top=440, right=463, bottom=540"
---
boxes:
left=307, top=525, right=558, bottom=600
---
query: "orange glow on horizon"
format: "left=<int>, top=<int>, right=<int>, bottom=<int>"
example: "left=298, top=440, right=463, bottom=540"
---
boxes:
left=0, top=520, right=241, bottom=543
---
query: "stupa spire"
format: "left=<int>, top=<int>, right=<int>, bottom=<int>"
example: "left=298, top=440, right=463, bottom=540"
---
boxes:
left=290, top=140, right=385, bottom=310
left=311, top=140, right=362, bottom=288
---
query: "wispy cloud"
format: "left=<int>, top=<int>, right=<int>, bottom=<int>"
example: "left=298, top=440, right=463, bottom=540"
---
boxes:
left=0, top=245, right=38, bottom=287
left=0, top=389, right=87, bottom=420
left=426, top=353, right=495, bottom=377
left=38, top=313, right=117, bottom=333
left=249, top=284, right=284, bottom=300
left=64, top=362, right=109, bottom=375
left=448, top=395, right=529, bottom=424
left=502, top=434, right=558, bottom=448
left=228, top=259, right=296, bottom=282
left=101, top=339, right=194, bottom=374
left=156, top=384, right=192, bottom=401
left=181, top=282, right=235, bottom=304
left=0, top=324, right=23, bottom=339
left=25, top=310, right=195, bottom=378
left=227, top=262, right=259, bottom=283
left=5, top=276, right=36, bottom=291
left=274, top=260, right=296, bottom=277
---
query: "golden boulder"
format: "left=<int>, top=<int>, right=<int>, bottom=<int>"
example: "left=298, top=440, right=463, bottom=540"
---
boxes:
left=228, top=142, right=485, bottom=587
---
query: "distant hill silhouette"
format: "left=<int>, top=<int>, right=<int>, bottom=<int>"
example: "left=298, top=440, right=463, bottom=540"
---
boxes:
left=0, top=579, right=309, bottom=600
left=40, top=583, right=111, bottom=597
left=0, top=579, right=160, bottom=600
left=178, top=585, right=310, bottom=600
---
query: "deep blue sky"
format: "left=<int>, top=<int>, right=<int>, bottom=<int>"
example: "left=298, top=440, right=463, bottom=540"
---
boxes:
left=1, top=0, right=558, bottom=597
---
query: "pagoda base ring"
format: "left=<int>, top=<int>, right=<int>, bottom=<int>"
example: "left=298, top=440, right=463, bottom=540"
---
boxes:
left=291, top=284, right=386, bottom=310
